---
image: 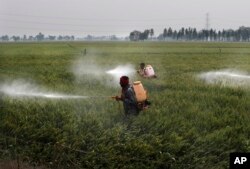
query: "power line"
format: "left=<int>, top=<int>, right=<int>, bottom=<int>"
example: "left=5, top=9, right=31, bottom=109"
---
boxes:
left=0, top=13, right=201, bottom=22
left=3, top=13, right=250, bottom=23
left=0, top=18, right=204, bottom=27
left=1, top=26, right=133, bottom=33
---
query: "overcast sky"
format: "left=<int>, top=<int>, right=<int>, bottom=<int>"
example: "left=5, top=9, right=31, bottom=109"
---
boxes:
left=0, top=0, right=250, bottom=37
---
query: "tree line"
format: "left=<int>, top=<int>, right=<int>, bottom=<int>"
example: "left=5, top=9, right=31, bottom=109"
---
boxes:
left=129, top=26, right=250, bottom=42
left=1, top=26, right=250, bottom=42
left=0, top=32, right=75, bottom=42
left=0, top=32, right=122, bottom=42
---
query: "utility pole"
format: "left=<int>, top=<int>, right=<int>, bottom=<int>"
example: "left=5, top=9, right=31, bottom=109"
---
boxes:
left=206, top=13, right=210, bottom=41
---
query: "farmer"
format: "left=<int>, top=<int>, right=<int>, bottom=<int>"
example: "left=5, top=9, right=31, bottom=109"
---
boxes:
left=137, top=62, right=146, bottom=77
left=115, top=76, right=139, bottom=116
left=137, top=63, right=157, bottom=78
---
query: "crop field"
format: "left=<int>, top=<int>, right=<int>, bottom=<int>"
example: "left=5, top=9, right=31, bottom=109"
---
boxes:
left=0, top=42, right=250, bottom=169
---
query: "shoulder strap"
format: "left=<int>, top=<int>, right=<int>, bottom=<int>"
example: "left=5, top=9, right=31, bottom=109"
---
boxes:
left=127, top=85, right=137, bottom=101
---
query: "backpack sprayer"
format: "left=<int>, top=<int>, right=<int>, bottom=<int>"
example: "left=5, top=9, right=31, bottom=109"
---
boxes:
left=110, top=81, right=149, bottom=110
left=109, top=81, right=147, bottom=101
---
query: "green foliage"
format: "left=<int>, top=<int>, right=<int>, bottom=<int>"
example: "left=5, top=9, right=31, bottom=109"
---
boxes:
left=0, top=42, right=250, bottom=168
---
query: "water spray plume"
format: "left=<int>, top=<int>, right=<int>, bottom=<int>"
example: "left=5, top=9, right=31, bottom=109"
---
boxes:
left=71, top=54, right=135, bottom=87
left=106, top=65, right=135, bottom=76
left=198, top=69, right=250, bottom=87
left=0, top=80, right=113, bottom=100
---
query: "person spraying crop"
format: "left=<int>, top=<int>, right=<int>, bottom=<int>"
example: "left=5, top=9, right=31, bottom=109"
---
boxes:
left=113, top=76, right=150, bottom=116
left=137, top=63, right=157, bottom=78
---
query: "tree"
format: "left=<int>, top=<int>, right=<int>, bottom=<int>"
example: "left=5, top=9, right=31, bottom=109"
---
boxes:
left=48, top=35, right=56, bottom=41
left=201, top=29, right=209, bottom=41
left=141, top=29, right=150, bottom=40
left=180, top=27, right=185, bottom=39
left=218, top=31, right=222, bottom=41
left=64, top=36, right=71, bottom=41
left=185, top=28, right=189, bottom=40
left=167, top=27, right=173, bottom=39
left=1, top=35, right=9, bottom=41
left=239, top=26, right=250, bottom=41
left=129, top=29, right=150, bottom=41
left=23, top=35, right=27, bottom=41
left=173, top=30, right=177, bottom=40
left=177, top=31, right=181, bottom=40
left=127, top=26, right=250, bottom=42
left=57, top=35, right=63, bottom=41
left=36, top=32, right=44, bottom=41
left=163, top=28, right=167, bottom=40
left=150, top=28, right=154, bottom=39
left=12, top=36, right=20, bottom=42
left=129, top=31, right=141, bottom=41
left=209, top=29, right=215, bottom=41
left=222, top=29, right=226, bottom=41
left=192, top=28, right=198, bottom=40
left=28, top=36, right=34, bottom=41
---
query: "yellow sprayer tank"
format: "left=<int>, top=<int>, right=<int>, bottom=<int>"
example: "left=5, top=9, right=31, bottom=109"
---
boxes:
left=133, top=81, right=147, bottom=102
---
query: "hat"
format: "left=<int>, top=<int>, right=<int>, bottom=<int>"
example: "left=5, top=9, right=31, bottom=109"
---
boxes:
left=120, top=76, right=129, bottom=86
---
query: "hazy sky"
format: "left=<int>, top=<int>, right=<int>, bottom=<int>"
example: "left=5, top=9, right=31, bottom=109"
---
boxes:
left=1, top=0, right=250, bottom=37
